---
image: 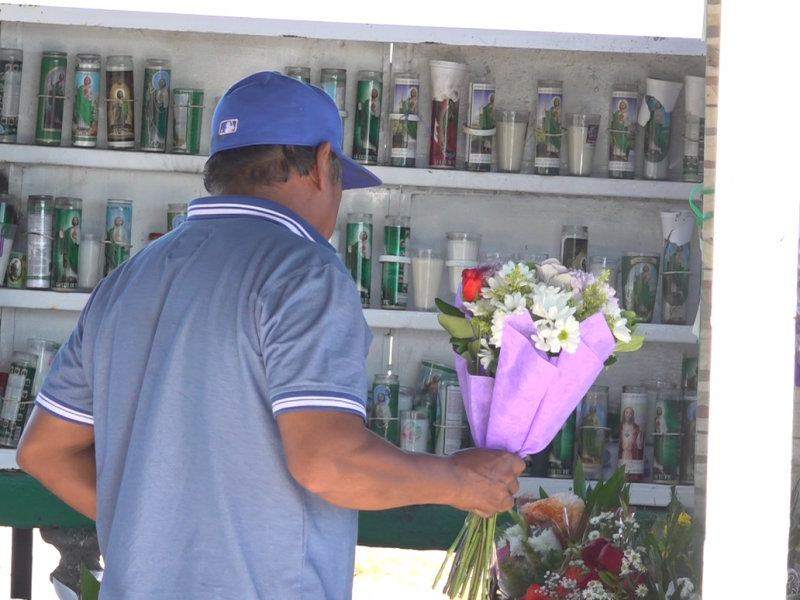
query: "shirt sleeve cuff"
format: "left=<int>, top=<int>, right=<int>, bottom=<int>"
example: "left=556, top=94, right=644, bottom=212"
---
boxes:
left=35, top=391, right=94, bottom=426
left=271, top=391, right=367, bottom=420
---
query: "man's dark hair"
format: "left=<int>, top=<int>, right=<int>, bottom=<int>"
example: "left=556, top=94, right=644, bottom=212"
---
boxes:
left=203, top=144, right=343, bottom=195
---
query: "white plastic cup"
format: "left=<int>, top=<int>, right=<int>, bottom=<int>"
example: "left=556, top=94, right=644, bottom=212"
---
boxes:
left=446, top=232, right=481, bottom=261
left=589, top=256, right=620, bottom=288
left=78, top=233, right=103, bottom=289
left=495, top=109, right=530, bottom=173
left=411, top=248, right=444, bottom=311
left=445, top=259, right=478, bottom=295
left=567, top=113, right=601, bottom=176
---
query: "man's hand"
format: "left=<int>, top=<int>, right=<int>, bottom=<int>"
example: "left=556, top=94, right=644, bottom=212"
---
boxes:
left=277, top=409, right=524, bottom=515
left=446, top=449, right=525, bottom=517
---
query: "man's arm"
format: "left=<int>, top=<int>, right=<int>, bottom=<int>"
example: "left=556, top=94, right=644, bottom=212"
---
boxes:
left=16, top=407, right=97, bottom=521
left=277, top=410, right=524, bottom=518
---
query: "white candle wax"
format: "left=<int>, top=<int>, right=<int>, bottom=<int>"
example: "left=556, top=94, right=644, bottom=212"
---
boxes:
left=78, top=239, right=103, bottom=289
left=446, top=238, right=480, bottom=261
left=496, top=121, right=527, bottom=172
left=567, top=125, right=597, bottom=176
left=411, top=256, right=444, bottom=310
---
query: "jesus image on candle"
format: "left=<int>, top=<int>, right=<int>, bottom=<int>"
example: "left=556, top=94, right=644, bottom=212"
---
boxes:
left=620, top=406, right=643, bottom=460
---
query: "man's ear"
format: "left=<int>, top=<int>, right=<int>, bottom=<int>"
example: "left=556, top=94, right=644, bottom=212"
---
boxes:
left=310, top=142, right=333, bottom=191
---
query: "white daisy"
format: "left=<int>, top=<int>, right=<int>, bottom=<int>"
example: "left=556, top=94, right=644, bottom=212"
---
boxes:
left=547, top=316, right=581, bottom=354
left=636, top=584, right=649, bottom=598
left=478, top=338, right=495, bottom=371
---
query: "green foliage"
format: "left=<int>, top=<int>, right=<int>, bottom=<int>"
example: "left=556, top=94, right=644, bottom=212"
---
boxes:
left=438, top=314, right=475, bottom=339
left=436, top=297, right=463, bottom=317
left=575, top=273, right=609, bottom=322
left=644, top=488, right=698, bottom=600
left=580, top=461, right=630, bottom=518
left=80, top=563, right=101, bottom=600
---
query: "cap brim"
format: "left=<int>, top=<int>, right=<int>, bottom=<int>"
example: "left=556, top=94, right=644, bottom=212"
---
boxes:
left=335, top=150, right=383, bottom=190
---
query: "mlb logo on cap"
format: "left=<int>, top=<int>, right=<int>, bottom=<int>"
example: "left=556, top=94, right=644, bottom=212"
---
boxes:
left=219, top=119, right=238, bottom=135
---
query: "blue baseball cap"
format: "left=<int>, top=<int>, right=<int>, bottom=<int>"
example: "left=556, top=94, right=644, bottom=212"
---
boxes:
left=210, top=71, right=382, bottom=191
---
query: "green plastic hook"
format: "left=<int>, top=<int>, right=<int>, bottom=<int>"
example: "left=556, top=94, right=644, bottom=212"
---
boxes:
left=689, top=182, right=714, bottom=226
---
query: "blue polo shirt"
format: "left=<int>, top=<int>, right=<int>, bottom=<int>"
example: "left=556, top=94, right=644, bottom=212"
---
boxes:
left=35, top=196, right=373, bottom=600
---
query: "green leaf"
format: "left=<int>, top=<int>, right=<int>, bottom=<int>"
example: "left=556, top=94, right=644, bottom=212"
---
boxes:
left=603, top=354, right=618, bottom=368
left=539, top=486, right=549, bottom=499
left=468, top=339, right=481, bottom=359
left=80, top=563, right=102, bottom=600
left=450, top=337, right=469, bottom=355
left=598, top=570, right=618, bottom=588
left=437, top=314, right=475, bottom=339
left=615, top=333, right=645, bottom=354
left=436, top=297, right=463, bottom=317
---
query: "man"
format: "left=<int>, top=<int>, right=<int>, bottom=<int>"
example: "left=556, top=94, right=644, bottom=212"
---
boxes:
left=16, top=72, right=523, bottom=600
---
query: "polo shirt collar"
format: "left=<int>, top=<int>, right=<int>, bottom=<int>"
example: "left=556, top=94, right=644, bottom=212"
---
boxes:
left=187, top=195, right=333, bottom=248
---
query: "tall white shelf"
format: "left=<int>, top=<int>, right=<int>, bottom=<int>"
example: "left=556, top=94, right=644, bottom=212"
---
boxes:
left=0, top=5, right=703, bottom=509
left=0, top=145, right=699, bottom=201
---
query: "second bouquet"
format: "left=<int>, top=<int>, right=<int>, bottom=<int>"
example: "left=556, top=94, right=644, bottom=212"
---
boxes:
left=433, top=257, right=644, bottom=600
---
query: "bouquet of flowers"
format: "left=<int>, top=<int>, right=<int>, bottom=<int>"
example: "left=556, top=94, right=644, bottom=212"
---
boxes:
left=433, top=258, right=644, bottom=600
left=498, top=465, right=700, bottom=600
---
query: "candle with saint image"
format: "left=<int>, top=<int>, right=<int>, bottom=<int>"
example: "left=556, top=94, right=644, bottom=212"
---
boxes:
left=400, top=409, right=430, bottom=452
left=495, top=109, right=529, bottom=173
left=411, top=248, right=444, bottom=311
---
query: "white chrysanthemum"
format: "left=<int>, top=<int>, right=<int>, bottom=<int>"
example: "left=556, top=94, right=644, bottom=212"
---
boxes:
left=546, top=317, right=580, bottom=354
left=490, top=311, right=508, bottom=348
left=531, top=284, right=574, bottom=322
left=478, top=338, right=494, bottom=371
left=489, top=298, right=527, bottom=347
left=465, top=299, right=492, bottom=318
left=611, top=317, right=632, bottom=343
left=587, top=530, right=601, bottom=541
left=532, top=322, right=554, bottom=353
left=498, top=291, right=527, bottom=313
left=636, top=584, right=649, bottom=598
left=528, top=528, right=562, bottom=555
left=504, top=524, right=523, bottom=539
left=486, top=273, right=506, bottom=290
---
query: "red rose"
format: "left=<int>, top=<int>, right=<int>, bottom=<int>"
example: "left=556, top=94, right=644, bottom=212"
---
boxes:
left=597, top=543, right=624, bottom=575
left=582, top=537, right=611, bottom=570
left=461, top=268, right=483, bottom=302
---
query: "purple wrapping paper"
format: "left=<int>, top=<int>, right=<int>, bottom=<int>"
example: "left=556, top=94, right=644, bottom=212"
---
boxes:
left=454, top=311, right=615, bottom=456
